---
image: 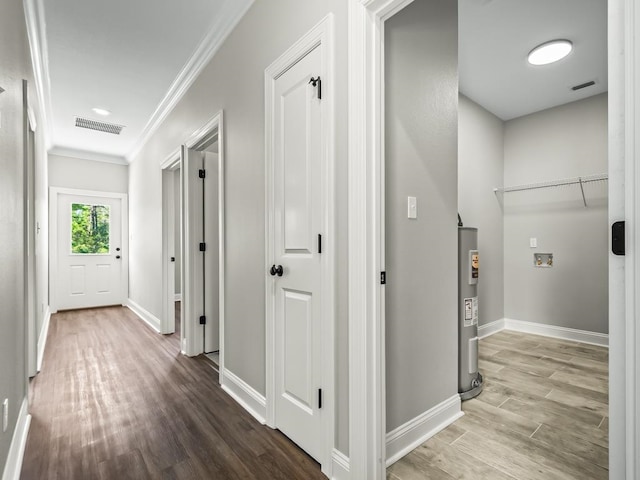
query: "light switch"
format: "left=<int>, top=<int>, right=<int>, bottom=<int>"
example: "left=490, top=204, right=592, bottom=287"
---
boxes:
left=407, top=196, right=417, bottom=219
left=529, top=237, right=537, bottom=248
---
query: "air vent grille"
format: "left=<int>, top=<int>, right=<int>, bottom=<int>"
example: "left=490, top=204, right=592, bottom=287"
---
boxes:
left=75, top=117, right=124, bottom=135
left=571, top=80, right=596, bottom=91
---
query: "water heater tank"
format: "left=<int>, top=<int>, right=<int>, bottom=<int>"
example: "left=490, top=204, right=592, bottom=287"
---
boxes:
left=458, top=227, right=483, bottom=400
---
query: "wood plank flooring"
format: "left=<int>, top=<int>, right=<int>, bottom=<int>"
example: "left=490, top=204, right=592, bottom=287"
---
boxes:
left=388, top=331, right=609, bottom=480
left=21, top=306, right=324, bottom=480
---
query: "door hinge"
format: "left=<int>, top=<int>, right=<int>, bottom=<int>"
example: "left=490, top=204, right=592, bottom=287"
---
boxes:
left=318, top=388, right=322, bottom=409
left=380, top=271, right=386, bottom=285
left=318, top=234, right=322, bottom=254
left=309, top=76, right=321, bottom=100
left=198, top=169, right=206, bottom=179
left=199, top=242, right=206, bottom=252
left=199, top=315, right=206, bottom=325
left=612, top=221, right=625, bottom=255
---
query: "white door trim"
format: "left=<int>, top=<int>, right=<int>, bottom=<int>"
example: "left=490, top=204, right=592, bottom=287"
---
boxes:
left=49, top=187, right=129, bottom=313
left=620, top=0, right=640, bottom=474
left=348, top=1, right=416, bottom=478
left=167, top=112, right=225, bottom=372
left=264, top=14, right=335, bottom=476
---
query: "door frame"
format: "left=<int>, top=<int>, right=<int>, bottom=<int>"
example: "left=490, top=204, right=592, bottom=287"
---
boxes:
left=161, top=112, right=225, bottom=369
left=49, top=187, right=129, bottom=313
left=264, top=14, right=335, bottom=476
left=161, top=155, right=181, bottom=338
left=347, top=0, right=639, bottom=478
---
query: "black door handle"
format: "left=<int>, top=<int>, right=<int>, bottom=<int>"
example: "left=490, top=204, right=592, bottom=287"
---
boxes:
left=269, top=265, right=283, bottom=277
left=115, top=255, right=121, bottom=259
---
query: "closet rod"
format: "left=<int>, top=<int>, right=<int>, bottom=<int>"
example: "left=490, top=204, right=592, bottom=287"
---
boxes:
left=493, top=173, right=608, bottom=194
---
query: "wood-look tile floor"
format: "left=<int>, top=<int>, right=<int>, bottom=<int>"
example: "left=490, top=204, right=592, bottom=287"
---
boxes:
left=21, top=306, right=324, bottom=480
left=388, top=331, right=609, bottom=480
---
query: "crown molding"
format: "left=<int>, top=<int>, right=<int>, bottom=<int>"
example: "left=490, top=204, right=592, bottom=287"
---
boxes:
left=126, top=0, right=254, bottom=163
left=23, top=0, right=53, bottom=149
left=49, top=146, right=128, bottom=165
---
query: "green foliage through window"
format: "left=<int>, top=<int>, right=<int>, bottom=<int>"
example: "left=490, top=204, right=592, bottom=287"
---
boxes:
left=71, top=203, right=110, bottom=254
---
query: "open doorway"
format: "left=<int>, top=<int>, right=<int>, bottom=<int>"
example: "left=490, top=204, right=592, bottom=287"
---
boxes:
left=161, top=113, right=224, bottom=371
left=382, top=0, right=609, bottom=478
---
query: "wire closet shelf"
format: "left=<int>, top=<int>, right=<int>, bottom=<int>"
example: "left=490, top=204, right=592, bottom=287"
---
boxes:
left=493, top=173, right=608, bottom=207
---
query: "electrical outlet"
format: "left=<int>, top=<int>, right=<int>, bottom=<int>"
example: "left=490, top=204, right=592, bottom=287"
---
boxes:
left=3, top=398, right=8, bottom=432
left=407, top=196, right=417, bottom=219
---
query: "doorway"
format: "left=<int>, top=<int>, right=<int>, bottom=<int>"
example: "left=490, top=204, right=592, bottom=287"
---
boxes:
left=345, top=0, right=637, bottom=477
left=264, top=16, right=335, bottom=475
left=161, top=113, right=224, bottom=364
left=49, top=188, right=128, bottom=312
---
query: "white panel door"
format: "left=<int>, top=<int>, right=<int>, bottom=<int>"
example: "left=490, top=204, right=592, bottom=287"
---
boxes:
left=56, top=193, right=123, bottom=310
left=183, top=147, right=219, bottom=354
left=203, top=151, right=219, bottom=353
left=272, top=44, right=323, bottom=461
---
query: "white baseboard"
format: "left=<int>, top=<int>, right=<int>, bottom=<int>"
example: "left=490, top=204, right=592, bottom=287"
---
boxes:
left=126, top=299, right=161, bottom=333
left=220, top=368, right=267, bottom=425
left=477, top=318, right=608, bottom=347
left=504, top=318, right=609, bottom=347
left=36, top=306, right=51, bottom=372
left=386, top=394, right=463, bottom=467
left=478, top=318, right=505, bottom=339
left=331, top=449, right=350, bottom=480
left=174, top=293, right=182, bottom=302
left=1, top=398, right=31, bottom=480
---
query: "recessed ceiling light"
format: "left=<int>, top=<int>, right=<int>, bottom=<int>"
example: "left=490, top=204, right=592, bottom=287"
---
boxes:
left=527, top=40, right=573, bottom=66
left=91, top=107, right=111, bottom=116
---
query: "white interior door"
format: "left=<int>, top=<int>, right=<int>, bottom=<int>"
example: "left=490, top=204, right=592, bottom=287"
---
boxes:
left=271, top=44, right=324, bottom=461
left=56, top=193, right=123, bottom=310
left=203, top=151, right=219, bottom=353
left=183, top=147, right=219, bottom=354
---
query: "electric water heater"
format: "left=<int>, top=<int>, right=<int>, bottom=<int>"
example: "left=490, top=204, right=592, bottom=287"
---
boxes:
left=458, top=227, right=483, bottom=400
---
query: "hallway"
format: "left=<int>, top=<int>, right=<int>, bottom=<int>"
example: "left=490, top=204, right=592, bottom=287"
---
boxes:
left=21, top=307, right=324, bottom=479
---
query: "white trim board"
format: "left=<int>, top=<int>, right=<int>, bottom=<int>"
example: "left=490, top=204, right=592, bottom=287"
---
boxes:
left=385, top=394, right=462, bottom=467
left=23, top=0, right=53, bottom=149
left=36, top=305, right=51, bottom=372
left=127, top=0, right=254, bottom=162
left=1, top=398, right=31, bottom=480
left=220, top=369, right=266, bottom=425
left=126, top=299, right=161, bottom=333
left=331, top=449, right=350, bottom=480
left=478, top=318, right=505, bottom=339
left=478, top=318, right=609, bottom=348
left=504, top=318, right=609, bottom=347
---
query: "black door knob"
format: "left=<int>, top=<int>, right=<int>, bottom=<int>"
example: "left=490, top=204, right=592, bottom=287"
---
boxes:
left=115, top=255, right=121, bottom=259
left=270, top=265, right=283, bottom=277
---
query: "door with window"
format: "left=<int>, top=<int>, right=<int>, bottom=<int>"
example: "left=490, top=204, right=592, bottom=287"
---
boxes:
left=56, top=192, right=124, bottom=310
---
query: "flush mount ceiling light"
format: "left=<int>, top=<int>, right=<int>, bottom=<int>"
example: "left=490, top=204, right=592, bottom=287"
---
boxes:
left=91, top=107, right=111, bottom=116
left=527, top=40, right=573, bottom=66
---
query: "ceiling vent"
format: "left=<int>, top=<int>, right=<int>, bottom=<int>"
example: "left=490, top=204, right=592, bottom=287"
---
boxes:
left=571, top=80, right=596, bottom=91
left=75, top=116, right=124, bottom=135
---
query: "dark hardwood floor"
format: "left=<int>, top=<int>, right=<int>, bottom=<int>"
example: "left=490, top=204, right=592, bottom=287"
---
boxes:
left=21, top=306, right=324, bottom=480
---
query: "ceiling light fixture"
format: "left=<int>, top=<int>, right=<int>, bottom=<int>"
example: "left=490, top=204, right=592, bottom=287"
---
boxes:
left=527, top=40, right=573, bottom=66
left=91, top=107, right=111, bottom=116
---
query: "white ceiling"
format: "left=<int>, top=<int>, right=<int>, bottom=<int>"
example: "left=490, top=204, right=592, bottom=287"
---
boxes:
left=34, top=0, right=606, bottom=163
left=459, top=0, right=607, bottom=121
left=38, top=0, right=251, bottom=163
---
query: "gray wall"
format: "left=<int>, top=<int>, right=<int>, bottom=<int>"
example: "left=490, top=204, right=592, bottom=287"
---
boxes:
left=0, top=0, right=40, bottom=472
left=49, top=154, right=128, bottom=194
left=458, top=95, right=505, bottom=326
left=384, top=0, right=458, bottom=432
left=127, top=0, right=350, bottom=453
left=503, top=93, right=608, bottom=333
